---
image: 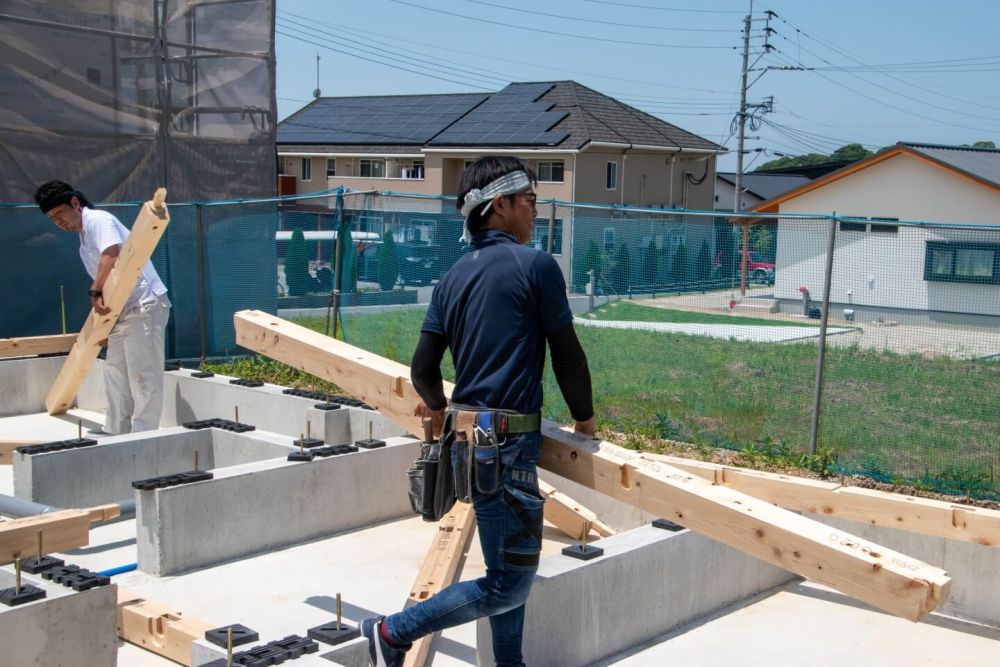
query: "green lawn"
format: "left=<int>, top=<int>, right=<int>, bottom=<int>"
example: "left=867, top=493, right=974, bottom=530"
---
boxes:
left=209, top=305, right=1000, bottom=497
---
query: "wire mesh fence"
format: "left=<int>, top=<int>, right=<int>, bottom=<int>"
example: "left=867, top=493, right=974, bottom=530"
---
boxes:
left=4, top=190, right=999, bottom=498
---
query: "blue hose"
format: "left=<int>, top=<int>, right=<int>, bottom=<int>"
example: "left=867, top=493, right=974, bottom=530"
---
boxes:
left=97, top=562, right=137, bottom=577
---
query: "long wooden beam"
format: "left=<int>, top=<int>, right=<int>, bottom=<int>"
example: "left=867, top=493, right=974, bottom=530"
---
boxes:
left=46, top=189, right=170, bottom=415
left=538, top=478, right=615, bottom=540
left=403, top=502, right=476, bottom=667
left=644, top=453, right=1000, bottom=547
left=117, top=588, right=214, bottom=666
left=0, top=509, right=91, bottom=565
left=0, top=333, right=77, bottom=359
left=233, top=311, right=952, bottom=622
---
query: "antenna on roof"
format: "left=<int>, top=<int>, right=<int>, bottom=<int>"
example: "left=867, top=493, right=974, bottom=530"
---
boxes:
left=313, top=53, right=322, bottom=98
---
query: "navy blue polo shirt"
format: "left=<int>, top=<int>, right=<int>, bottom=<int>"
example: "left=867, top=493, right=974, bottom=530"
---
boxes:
left=422, top=229, right=573, bottom=415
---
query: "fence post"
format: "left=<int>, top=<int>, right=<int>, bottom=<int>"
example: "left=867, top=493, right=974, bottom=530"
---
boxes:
left=809, top=213, right=838, bottom=456
left=330, top=189, right=345, bottom=339
left=547, top=201, right=556, bottom=255
left=195, top=203, right=208, bottom=363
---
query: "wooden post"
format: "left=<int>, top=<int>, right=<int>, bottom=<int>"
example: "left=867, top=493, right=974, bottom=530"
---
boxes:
left=46, top=189, right=170, bottom=414
left=232, top=310, right=952, bottom=622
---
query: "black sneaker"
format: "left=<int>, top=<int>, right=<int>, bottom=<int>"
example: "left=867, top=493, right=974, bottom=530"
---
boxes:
left=360, top=616, right=407, bottom=667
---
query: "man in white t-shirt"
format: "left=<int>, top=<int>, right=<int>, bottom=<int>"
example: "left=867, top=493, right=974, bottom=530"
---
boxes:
left=35, top=181, right=172, bottom=434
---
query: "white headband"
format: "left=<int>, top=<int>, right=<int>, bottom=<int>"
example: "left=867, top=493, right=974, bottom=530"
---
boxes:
left=459, top=170, right=532, bottom=243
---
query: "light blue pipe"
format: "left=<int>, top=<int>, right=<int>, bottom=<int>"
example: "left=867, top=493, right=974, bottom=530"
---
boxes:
left=96, top=562, right=137, bottom=577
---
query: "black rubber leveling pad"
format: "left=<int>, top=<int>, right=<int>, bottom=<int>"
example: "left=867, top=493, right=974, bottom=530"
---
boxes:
left=652, top=518, right=686, bottom=532
left=20, top=555, right=64, bottom=575
left=562, top=544, right=604, bottom=560
left=0, top=584, right=46, bottom=606
left=205, top=623, right=259, bottom=648
left=307, top=620, right=360, bottom=646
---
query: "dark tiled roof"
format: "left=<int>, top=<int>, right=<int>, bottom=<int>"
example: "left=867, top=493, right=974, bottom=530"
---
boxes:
left=541, top=81, right=722, bottom=151
left=900, top=142, right=1000, bottom=188
left=277, top=144, right=423, bottom=154
left=276, top=81, right=722, bottom=152
left=277, top=93, right=490, bottom=145
left=717, top=172, right=812, bottom=201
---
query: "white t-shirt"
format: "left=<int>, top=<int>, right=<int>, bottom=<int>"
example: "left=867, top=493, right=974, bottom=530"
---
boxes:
left=79, top=207, right=167, bottom=310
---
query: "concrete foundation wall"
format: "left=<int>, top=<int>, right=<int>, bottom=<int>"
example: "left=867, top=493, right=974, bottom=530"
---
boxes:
left=161, top=372, right=406, bottom=441
left=0, top=356, right=67, bottom=417
left=137, top=436, right=421, bottom=575
left=0, top=570, right=117, bottom=667
left=814, top=515, right=1000, bottom=627
left=13, top=427, right=295, bottom=508
left=477, top=526, right=795, bottom=666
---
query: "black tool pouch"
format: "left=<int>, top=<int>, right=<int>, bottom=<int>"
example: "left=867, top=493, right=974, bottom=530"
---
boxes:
left=452, top=435, right=474, bottom=504
left=407, top=414, right=457, bottom=522
left=473, top=427, right=501, bottom=496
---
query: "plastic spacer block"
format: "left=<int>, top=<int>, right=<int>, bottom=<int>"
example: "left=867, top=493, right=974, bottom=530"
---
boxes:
left=561, top=544, right=604, bottom=561
left=307, top=620, right=360, bottom=646
left=313, top=402, right=341, bottom=411
left=21, top=555, right=64, bottom=574
left=355, top=438, right=386, bottom=450
left=191, top=371, right=215, bottom=378
left=652, top=518, right=686, bottom=532
left=293, top=437, right=325, bottom=449
left=164, top=363, right=181, bottom=372
left=0, top=584, right=46, bottom=607
left=205, top=623, right=259, bottom=648
left=229, top=378, right=264, bottom=388
left=287, top=451, right=315, bottom=462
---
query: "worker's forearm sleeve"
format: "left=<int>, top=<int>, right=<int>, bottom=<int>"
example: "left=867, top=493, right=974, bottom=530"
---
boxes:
left=547, top=323, right=594, bottom=422
left=411, top=331, right=448, bottom=411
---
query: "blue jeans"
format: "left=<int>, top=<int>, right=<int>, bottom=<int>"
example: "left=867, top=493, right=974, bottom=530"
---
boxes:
left=384, top=432, right=544, bottom=667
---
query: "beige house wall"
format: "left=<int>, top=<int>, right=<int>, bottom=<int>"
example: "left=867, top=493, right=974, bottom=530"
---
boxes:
left=574, top=151, right=716, bottom=209
left=774, top=153, right=1000, bottom=316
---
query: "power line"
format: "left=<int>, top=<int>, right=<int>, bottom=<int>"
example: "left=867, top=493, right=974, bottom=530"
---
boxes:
left=388, top=0, right=737, bottom=49
left=462, top=0, right=736, bottom=32
left=280, top=10, right=736, bottom=96
left=580, top=0, right=745, bottom=13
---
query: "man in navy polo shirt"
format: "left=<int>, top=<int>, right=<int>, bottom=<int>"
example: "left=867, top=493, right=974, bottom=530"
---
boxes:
left=362, top=156, right=595, bottom=667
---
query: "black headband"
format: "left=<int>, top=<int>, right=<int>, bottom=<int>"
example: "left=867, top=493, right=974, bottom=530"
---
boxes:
left=38, top=190, right=92, bottom=214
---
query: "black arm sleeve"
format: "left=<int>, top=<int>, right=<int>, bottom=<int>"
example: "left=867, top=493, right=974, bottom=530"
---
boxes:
left=411, top=330, right=448, bottom=411
left=546, top=323, right=594, bottom=422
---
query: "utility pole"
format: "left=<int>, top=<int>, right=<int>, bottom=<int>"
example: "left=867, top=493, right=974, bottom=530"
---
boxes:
left=734, top=3, right=752, bottom=295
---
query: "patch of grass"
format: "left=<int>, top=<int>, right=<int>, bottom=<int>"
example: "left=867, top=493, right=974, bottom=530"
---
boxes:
left=208, top=306, right=999, bottom=497
left=589, top=301, right=834, bottom=328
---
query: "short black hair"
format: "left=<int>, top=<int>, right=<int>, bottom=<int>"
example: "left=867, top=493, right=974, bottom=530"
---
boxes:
left=456, top=156, right=537, bottom=236
left=34, top=180, right=93, bottom=213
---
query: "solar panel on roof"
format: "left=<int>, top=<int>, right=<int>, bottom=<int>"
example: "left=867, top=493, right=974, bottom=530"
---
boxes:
left=429, top=83, right=568, bottom=146
left=277, top=93, right=490, bottom=145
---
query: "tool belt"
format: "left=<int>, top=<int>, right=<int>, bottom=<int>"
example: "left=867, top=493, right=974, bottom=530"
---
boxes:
left=406, top=407, right=541, bottom=522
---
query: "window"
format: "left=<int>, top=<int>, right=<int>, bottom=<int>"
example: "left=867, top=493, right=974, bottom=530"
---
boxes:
left=606, top=161, right=618, bottom=190
left=360, top=159, right=386, bottom=178
left=839, top=221, right=866, bottom=232
left=531, top=219, right=563, bottom=254
left=924, top=242, right=1000, bottom=284
left=326, top=159, right=336, bottom=178
left=301, top=158, right=312, bottom=181
left=603, top=227, right=616, bottom=251
left=400, top=159, right=424, bottom=179
left=870, top=217, right=899, bottom=234
left=537, top=161, right=564, bottom=183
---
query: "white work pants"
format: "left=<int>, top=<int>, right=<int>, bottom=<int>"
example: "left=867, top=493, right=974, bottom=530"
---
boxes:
left=103, top=294, right=171, bottom=434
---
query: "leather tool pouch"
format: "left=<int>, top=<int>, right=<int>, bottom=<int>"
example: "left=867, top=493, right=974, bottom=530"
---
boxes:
left=452, top=434, right=473, bottom=503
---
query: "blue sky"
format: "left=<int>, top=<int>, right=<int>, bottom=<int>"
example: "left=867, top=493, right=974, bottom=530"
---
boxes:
left=275, top=1, right=1000, bottom=171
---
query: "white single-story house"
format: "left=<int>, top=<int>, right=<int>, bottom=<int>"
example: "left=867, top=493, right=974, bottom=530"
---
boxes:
left=751, top=142, right=1000, bottom=325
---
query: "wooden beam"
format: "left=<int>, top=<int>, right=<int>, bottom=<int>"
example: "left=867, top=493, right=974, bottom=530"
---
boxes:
left=232, top=311, right=952, bottom=622
left=0, top=333, right=77, bottom=359
left=0, top=441, right=43, bottom=466
left=46, top=189, right=170, bottom=415
left=117, top=588, right=214, bottom=666
left=403, top=502, right=476, bottom=667
left=0, top=509, right=91, bottom=565
left=538, top=478, right=615, bottom=540
left=644, top=453, right=1000, bottom=548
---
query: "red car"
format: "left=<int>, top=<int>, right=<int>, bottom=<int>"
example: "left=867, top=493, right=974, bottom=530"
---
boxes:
left=737, top=250, right=775, bottom=284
